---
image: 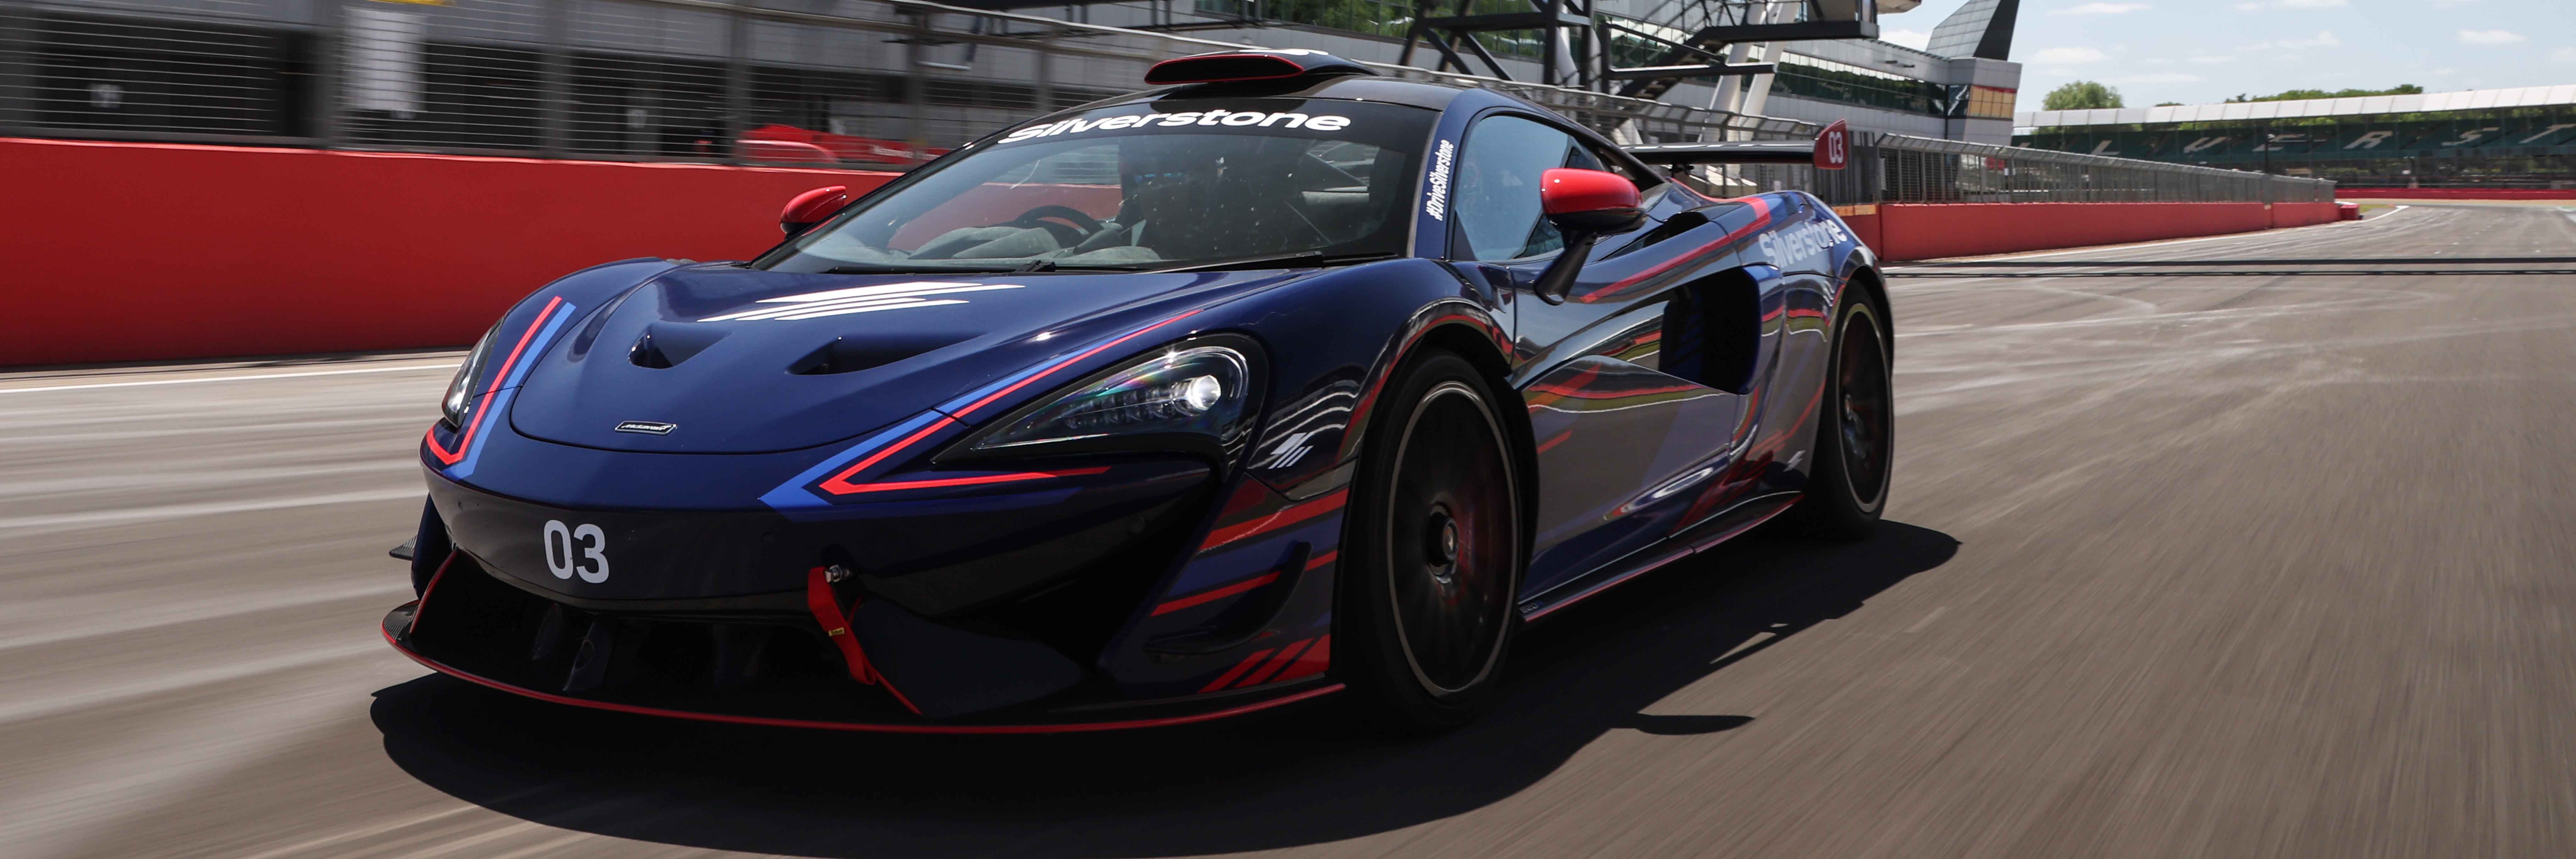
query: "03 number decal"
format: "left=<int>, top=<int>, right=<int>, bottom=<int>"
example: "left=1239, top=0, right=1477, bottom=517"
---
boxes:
left=540, top=520, right=611, bottom=583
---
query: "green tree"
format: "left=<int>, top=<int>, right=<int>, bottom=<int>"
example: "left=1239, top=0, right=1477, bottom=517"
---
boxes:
left=2043, top=80, right=2124, bottom=111
left=2225, top=84, right=2422, bottom=103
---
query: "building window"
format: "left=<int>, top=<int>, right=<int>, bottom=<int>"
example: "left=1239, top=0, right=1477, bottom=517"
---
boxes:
left=1208, top=0, right=1546, bottom=61
left=1771, top=57, right=1945, bottom=116
left=1964, top=86, right=2015, bottom=120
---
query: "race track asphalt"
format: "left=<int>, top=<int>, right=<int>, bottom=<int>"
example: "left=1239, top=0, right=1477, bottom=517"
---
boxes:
left=3, top=202, right=2574, bottom=858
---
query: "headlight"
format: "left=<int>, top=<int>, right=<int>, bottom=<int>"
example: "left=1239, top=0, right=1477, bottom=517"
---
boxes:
left=441, top=324, right=500, bottom=427
left=968, top=341, right=1257, bottom=455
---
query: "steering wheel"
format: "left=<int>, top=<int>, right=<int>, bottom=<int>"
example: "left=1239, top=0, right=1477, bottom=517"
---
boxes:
left=1000, top=205, right=1104, bottom=248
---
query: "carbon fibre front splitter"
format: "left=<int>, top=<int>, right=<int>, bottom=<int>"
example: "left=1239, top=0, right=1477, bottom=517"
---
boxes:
left=381, top=602, right=1342, bottom=734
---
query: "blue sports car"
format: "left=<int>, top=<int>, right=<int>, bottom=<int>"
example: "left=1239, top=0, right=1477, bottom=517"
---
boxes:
left=385, top=49, right=1891, bottom=733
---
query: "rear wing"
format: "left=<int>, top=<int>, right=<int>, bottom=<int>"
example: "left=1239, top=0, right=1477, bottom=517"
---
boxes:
left=1626, top=120, right=1848, bottom=171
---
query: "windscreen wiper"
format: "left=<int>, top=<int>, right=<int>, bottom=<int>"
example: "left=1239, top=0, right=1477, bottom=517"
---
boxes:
left=1152, top=251, right=1399, bottom=274
left=820, top=262, right=1024, bottom=274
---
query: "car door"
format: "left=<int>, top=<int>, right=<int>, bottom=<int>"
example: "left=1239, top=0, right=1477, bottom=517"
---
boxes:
left=1440, top=114, right=1762, bottom=601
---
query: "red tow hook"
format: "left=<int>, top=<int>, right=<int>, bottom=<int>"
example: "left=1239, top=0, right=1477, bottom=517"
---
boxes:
left=803, top=565, right=922, bottom=715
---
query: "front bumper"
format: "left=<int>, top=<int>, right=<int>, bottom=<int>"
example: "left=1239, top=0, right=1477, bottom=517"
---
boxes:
left=384, top=553, right=1341, bottom=731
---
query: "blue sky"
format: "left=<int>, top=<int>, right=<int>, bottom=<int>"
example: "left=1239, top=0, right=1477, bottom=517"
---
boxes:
left=1874, top=0, right=2576, bottom=111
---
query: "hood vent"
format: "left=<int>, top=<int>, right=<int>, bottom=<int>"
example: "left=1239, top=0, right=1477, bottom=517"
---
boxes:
left=790, top=332, right=974, bottom=376
left=630, top=323, right=729, bottom=369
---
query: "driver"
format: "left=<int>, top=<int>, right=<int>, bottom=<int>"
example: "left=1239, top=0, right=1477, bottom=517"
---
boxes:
left=1107, top=132, right=1314, bottom=262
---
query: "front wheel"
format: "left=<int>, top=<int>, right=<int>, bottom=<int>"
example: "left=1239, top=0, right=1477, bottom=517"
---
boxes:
left=1336, top=351, right=1523, bottom=733
left=1783, top=295, right=1892, bottom=540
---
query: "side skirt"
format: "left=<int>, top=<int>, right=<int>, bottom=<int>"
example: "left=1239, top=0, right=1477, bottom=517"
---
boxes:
left=1517, top=491, right=1801, bottom=622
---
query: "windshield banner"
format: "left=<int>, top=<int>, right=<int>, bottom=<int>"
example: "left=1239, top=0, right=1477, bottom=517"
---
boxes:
left=998, top=109, right=1355, bottom=145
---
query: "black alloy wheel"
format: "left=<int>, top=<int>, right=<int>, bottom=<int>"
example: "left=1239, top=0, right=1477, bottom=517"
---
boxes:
left=1338, top=351, right=1522, bottom=731
left=1785, top=295, right=1891, bottom=539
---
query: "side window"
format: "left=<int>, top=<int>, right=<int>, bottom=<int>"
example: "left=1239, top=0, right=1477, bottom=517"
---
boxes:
left=1452, top=115, right=1604, bottom=262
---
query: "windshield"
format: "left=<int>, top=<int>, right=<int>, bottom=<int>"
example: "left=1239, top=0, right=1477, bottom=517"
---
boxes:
left=753, top=98, right=1435, bottom=273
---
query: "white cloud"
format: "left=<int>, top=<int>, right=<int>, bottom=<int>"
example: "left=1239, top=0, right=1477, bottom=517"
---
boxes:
left=2457, top=29, right=2526, bottom=45
left=2052, top=2, right=2150, bottom=14
left=2033, top=47, right=2112, bottom=65
left=1883, top=28, right=1930, bottom=50
left=2111, top=73, right=2205, bottom=85
left=2429, top=0, right=2475, bottom=6
left=2188, top=54, right=2235, bottom=64
left=2235, top=0, right=2346, bottom=8
left=2430, top=68, right=2459, bottom=76
left=2556, top=47, right=2576, bottom=63
left=2246, top=31, right=2340, bottom=51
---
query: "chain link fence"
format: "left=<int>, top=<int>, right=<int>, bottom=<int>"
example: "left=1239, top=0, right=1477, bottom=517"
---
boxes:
left=0, top=0, right=2332, bottom=205
left=1716, top=133, right=2337, bottom=207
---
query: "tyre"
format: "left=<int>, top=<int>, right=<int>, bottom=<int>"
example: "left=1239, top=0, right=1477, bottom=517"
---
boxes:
left=1336, top=351, right=1523, bottom=732
left=1783, top=294, right=1892, bottom=540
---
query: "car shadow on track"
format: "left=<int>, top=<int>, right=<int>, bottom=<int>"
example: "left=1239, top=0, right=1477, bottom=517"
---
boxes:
left=372, top=521, right=1957, bottom=857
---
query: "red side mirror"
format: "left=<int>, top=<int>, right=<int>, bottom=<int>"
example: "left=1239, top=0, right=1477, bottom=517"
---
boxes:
left=1539, top=168, right=1645, bottom=233
left=1532, top=169, right=1646, bottom=306
left=781, top=186, right=852, bottom=237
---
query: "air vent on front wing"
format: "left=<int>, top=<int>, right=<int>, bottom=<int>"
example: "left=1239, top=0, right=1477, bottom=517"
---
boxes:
left=629, top=322, right=729, bottom=369
left=789, top=333, right=973, bottom=376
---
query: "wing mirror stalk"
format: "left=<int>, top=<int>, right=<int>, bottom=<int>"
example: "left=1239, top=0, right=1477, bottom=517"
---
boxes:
left=1530, top=168, right=1647, bottom=305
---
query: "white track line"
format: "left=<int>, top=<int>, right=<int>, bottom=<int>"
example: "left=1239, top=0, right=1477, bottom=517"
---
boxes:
left=0, top=363, right=458, bottom=395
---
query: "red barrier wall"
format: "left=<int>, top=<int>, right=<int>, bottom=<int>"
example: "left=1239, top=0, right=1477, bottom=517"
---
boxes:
left=2270, top=201, right=2340, bottom=229
left=0, top=138, right=899, bottom=366
left=1873, top=202, right=2278, bottom=261
left=0, top=139, right=2359, bottom=365
left=2336, top=187, right=2576, bottom=200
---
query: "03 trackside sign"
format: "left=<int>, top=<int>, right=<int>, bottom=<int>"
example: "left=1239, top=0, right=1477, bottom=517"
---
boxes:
left=998, top=109, right=1354, bottom=144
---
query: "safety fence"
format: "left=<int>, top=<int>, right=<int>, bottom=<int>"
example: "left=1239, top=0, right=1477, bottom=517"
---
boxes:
left=1, top=0, right=2330, bottom=206
left=0, top=0, right=1788, bottom=163
left=1721, top=134, right=2337, bottom=207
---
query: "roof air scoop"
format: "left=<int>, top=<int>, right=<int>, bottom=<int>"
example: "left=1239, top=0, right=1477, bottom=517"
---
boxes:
left=1144, top=49, right=1377, bottom=85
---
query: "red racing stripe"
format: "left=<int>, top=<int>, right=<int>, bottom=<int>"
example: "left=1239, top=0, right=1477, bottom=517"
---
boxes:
left=1576, top=195, right=1773, bottom=304
left=829, top=466, right=1109, bottom=494
left=1200, top=647, right=1274, bottom=693
left=949, top=310, right=1201, bottom=419
left=1236, top=637, right=1314, bottom=688
left=1199, top=489, right=1348, bottom=550
left=1152, top=571, right=1280, bottom=616
left=427, top=295, right=564, bottom=465
left=816, top=416, right=958, bottom=494
left=1269, top=635, right=1332, bottom=683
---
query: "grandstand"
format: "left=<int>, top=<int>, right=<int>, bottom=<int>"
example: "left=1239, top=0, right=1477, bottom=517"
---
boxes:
left=2013, top=85, right=2576, bottom=189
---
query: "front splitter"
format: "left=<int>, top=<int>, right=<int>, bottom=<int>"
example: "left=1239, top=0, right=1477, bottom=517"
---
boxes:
left=380, top=602, right=1342, bottom=734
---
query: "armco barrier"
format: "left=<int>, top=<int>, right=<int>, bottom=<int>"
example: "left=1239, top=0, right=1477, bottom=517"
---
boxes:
left=2335, top=188, right=2576, bottom=200
left=0, top=138, right=898, bottom=367
left=1871, top=202, right=2340, bottom=261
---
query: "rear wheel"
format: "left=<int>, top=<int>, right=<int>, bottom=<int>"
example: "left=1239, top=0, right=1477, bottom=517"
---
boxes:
left=1337, top=351, right=1522, bottom=732
left=1784, top=296, right=1891, bottom=540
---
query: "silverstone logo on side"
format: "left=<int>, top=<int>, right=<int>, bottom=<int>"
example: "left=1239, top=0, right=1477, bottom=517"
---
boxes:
left=1424, top=140, right=1456, bottom=221
left=997, top=110, right=1353, bottom=144
left=614, top=421, right=677, bottom=435
left=1757, top=218, right=1851, bottom=271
